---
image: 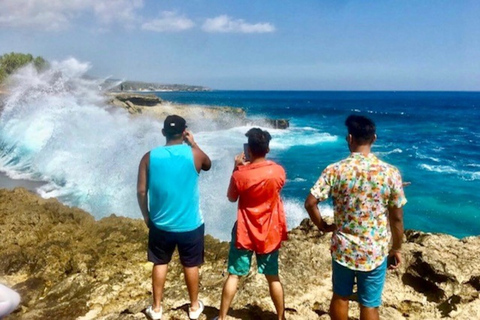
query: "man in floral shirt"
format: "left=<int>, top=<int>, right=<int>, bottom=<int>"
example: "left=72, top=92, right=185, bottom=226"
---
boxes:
left=305, top=115, right=406, bottom=320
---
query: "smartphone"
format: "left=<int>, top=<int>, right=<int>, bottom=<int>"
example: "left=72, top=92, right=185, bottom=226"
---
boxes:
left=243, top=143, right=250, bottom=161
left=387, top=255, right=398, bottom=268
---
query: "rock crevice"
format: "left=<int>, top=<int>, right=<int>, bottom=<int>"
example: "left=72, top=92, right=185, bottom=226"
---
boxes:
left=0, top=189, right=479, bottom=319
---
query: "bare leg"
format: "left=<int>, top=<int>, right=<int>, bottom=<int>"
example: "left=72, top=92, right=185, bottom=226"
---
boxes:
left=218, top=274, right=240, bottom=320
left=152, top=264, right=168, bottom=312
left=360, top=305, right=379, bottom=320
left=265, top=275, right=285, bottom=320
left=184, top=266, right=200, bottom=311
left=329, top=293, right=349, bottom=320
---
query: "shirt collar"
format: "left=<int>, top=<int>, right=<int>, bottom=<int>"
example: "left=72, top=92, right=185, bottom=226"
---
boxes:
left=237, top=160, right=274, bottom=171
left=349, top=152, right=376, bottom=160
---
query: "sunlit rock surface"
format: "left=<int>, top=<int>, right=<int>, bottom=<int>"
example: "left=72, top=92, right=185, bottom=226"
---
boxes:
left=106, top=93, right=291, bottom=131
left=0, top=188, right=479, bottom=319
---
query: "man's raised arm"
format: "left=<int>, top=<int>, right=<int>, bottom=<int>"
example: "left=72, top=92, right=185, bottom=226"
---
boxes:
left=184, top=130, right=211, bottom=172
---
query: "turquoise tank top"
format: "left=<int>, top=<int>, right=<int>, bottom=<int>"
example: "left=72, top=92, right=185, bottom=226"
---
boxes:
left=148, top=144, right=203, bottom=232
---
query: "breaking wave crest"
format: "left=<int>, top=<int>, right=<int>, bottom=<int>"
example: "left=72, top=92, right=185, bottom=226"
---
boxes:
left=0, top=58, right=337, bottom=239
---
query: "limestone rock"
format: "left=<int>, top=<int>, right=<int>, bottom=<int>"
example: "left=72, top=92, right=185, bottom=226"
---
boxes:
left=105, top=93, right=291, bottom=131
left=125, top=100, right=142, bottom=114
left=1, top=189, right=479, bottom=319
left=263, top=119, right=290, bottom=129
left=113, top=93, right=162, bottom=107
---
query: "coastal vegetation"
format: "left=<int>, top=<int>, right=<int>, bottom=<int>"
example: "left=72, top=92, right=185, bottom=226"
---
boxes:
left=0, top=53, right=208, bottom=92
left=0, top=52, right=48, bottom=83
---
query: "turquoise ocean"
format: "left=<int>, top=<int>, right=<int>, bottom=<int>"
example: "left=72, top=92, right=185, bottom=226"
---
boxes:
left=156, top=90, right=480, bottom=238
left=0, top=60, right=479, bottom=239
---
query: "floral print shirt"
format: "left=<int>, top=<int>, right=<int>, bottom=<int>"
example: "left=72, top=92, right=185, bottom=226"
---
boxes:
left=310, top=153, right=407, bottom=271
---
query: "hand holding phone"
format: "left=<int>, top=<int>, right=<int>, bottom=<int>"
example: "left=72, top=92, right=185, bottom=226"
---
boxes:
left=234, top=153, right=245, bottom=167
left=243, top=143, right=250, bottom=162
left=387, top=255, right=397, bottom=267
left=387, top=252, right=401, bottom=270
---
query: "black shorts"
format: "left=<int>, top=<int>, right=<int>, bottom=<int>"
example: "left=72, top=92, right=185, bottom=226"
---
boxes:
left=148, top=223, right=205, bottom=267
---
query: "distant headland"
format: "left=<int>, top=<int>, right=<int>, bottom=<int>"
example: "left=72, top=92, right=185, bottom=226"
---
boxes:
left=0, top=51, right=212, bottom=94
left=104, top=79, right=212, bottom=92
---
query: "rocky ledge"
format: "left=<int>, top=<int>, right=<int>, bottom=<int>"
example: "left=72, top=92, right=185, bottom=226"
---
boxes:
left=0, top=188, right=478, bottom=320
left=106, top=93, right=290, bottom=130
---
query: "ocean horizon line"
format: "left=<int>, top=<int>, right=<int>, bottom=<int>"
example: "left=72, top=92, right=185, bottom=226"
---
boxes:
left=205, top=89, right=480, bottom=93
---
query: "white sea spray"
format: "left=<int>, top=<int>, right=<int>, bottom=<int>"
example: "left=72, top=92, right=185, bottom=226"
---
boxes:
left=0, top=58, right=341, bottom=240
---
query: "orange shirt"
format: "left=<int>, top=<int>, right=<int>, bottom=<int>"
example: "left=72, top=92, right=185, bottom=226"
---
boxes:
left=227, top=160, right=287, bottom=254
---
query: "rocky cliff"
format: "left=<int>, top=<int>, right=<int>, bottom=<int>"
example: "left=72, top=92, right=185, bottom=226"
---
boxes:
left=106, top=93, right=289, bottom=130
left=0, top=188, right=478, bottom=320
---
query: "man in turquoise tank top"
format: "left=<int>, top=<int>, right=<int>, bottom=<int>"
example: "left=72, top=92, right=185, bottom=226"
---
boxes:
left=137, top=115, right=211, bottom=320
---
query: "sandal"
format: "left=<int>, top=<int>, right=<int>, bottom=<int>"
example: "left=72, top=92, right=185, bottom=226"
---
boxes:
left=188, top=300, right=204, bottom=319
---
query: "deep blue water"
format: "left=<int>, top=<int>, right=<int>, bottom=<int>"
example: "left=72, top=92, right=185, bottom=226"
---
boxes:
left=156, top=91, right=480, bottom=238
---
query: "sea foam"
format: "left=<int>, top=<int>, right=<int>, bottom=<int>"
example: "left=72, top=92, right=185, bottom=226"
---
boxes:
left=0, top=58, right=333, bottom=240
left=419, top=164, right=479, bottom=181
left=268, top=127, right=338, bottom=150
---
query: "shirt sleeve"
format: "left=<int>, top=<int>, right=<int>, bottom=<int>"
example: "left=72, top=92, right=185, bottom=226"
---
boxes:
left=310, top=166, right=333, bottom=202
left=278, top=166, right=286, bottom=188
left=388, top=168, right=407, bottom=208
left=227, top=174, right=239, bottom=201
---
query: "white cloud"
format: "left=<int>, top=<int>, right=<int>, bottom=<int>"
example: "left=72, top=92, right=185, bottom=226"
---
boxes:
left=0, top=0, right=143, bottom=31
left=141, top=11, right=195, bottom=32
left=92, top=0, right=143, bottom=26
left=202, top=15, right=275, bottom=33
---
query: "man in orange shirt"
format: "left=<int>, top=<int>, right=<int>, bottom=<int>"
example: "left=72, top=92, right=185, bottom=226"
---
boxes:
left=214, top=128, right=287, bottom=320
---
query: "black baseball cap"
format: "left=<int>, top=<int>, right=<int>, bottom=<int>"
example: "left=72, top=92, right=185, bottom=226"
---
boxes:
left=163, top=115, right=187, bottom=135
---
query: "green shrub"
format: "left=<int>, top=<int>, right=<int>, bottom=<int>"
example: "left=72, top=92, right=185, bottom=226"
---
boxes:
left=0, top=52, right=49, bottom=84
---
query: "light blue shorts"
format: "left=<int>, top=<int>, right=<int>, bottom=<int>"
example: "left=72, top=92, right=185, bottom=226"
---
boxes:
left=332, top=259, right=387, bottom=308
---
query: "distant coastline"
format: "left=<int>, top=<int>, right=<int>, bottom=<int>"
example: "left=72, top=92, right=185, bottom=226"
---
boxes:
left=104, top=79, right=212, bottom=92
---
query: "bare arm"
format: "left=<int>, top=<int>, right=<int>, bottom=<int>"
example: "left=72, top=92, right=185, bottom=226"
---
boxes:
left=137, top=152, right=150, bottom=228
left=227, top=180, right=238, bottom=202
left=388, top=206, right=404, bottom=269
left=226, top=153, right=246, bottom=202
left=227, top=172, right=239, bottom=203
left=184, top=130, right=211, bottom=172
left=304, top=193, right=335, bottom=232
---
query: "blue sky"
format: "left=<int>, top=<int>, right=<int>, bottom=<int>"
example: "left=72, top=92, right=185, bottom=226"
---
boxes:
left=1, top=0, right=479, bottom=90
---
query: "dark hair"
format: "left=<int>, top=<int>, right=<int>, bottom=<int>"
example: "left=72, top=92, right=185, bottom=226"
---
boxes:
left=345, top=115, right=376, bottom=144
left=245, top=128, right=271, bottom=157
